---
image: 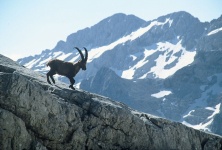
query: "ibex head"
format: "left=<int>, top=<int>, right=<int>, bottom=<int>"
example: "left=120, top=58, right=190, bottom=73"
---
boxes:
left=75, top=47, right=88, bottom=70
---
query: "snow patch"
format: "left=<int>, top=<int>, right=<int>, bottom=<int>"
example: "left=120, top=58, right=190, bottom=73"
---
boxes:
left=182, top=120, right=213, bottom=132
left=147, top=40, right=196, bottom=79
left=121, top=49, right=156, bottom=79
left=182, top=103, right=221, bottom=131
left=121, top=40, right=196, bottom=80
left=53, top=51, right=63, bottom=58
left=69, top=55, right=80, bottom=62
left=38, top=57, right=52, bottom=66
left=168, top=19, right=173, bottom=27
left=57, top=52, right=72, bottom=60
left=24, top=58, right=41, bottom=68
left=130, top=55, right=137, bottom=61
left=121, top=68, right=135, bottom=80
left=207, top=27, right=222, bottom=36
left=151, top=90, right=172, bottom=98
left=207, top=103, right=221, bottom=119
left=181, top=74, right=222, bottom=131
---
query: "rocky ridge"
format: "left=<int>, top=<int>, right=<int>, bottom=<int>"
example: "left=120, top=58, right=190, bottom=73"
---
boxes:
left=1, top=55, right=222, bottom=149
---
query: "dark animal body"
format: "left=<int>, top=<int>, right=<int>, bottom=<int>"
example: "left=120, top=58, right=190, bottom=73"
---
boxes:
left=46, top=47, right=88, bottom=90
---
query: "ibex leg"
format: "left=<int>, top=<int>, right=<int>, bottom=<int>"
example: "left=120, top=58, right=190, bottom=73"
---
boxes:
left=47, top=70, right=56, bottom=84
left=68, top=77, right=75, bottom=90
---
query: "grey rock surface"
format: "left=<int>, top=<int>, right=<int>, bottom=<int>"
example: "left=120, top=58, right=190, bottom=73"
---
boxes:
left=1, top=54, right=222, bottom=149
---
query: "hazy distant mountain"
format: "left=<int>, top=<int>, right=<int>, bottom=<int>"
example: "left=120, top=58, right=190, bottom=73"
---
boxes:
left=17, top=11, right=222, bottom=135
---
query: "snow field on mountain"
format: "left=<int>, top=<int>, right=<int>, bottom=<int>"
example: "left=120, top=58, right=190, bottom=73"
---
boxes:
left=87, top=18, right=173, bottom=63
left=181, top=73, right=222, bottom=131
left=121, top=49, right=156, bottom=79
left=183, top=73, right=222, bottom=119
left=24, top=58, right=41, bottom=68
left=147, top=41, right=196, bottom=79
left=121, top=40, right=196, bottom=79
left=182, top=103, right=221, bottom=132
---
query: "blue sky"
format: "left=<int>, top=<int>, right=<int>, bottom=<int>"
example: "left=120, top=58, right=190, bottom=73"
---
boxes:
left=0, top=0, right=222, bottom=60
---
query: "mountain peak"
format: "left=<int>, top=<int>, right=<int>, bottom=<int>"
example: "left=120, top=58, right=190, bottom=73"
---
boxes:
left=63, top=13, right=146, bottom=52
left=156, top=11, right=199, bottom=23
left=102, top=13, right=145, bottom=23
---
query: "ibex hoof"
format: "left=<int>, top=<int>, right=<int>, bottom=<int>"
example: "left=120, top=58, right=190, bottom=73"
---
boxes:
left=69, top=85, right=75, bottom=90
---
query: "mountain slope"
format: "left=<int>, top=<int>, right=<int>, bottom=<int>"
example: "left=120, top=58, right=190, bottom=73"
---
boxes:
left=81, top=67, right=165, bottom=116
left=1, top=54, right=222, bottom=150
left=197, top=15, right=222, bottom=51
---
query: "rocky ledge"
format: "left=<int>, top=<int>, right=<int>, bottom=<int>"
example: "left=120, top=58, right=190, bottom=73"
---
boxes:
left=0, top=54, right=222, bottom=150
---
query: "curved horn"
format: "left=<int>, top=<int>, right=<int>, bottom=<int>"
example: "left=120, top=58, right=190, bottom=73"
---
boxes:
left=74, top=47, right=84, bottom=61
left=83, top=47, right=88, bottom=62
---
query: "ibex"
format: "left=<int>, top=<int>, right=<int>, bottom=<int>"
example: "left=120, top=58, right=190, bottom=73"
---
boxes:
left=46, top=47, right=88, bottom=90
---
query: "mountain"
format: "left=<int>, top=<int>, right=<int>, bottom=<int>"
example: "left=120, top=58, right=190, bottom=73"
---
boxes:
left=81, top=67, right=164, bottom=115
left=17, top=11, right=222, bottom=135
left=17, top=13, right=146, bottom=75
left=1, top=54, right=222, bottom=150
